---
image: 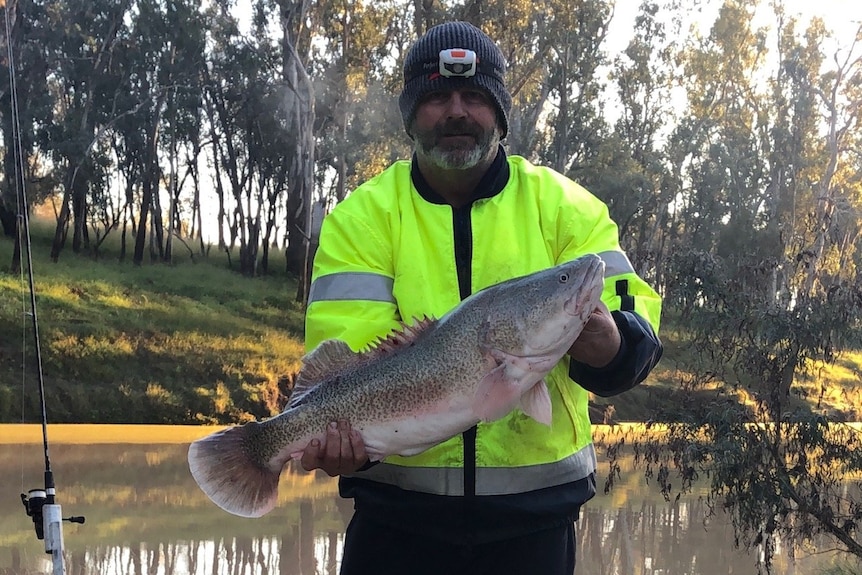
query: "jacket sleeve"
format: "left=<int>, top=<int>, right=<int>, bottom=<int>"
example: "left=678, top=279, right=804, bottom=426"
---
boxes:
left=304, top=201, right=401, bottom=353
left=569, top=310, right=663, bottom=397
left=554, top=183, right=664, bottom=396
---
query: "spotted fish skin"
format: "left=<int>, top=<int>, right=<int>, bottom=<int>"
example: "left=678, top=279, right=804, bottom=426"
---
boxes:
left=188, top=255, right=605, bottom=517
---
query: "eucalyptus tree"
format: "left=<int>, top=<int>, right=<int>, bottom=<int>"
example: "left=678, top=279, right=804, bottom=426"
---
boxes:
left=130, top=0, right=169, bottom=264
left=118, top=0, right=209, bottom=265
left=277, top=0, right=316, bottom=286
left=111, top=127, right=145, bottom=262
left=536, top=0, right=613, bottom=175
left=204, top=0, right=312, bottom=276
left=38, top=0, right=131, bottom=260
left=471, top=0, right=551, bottom=157
left=800, top=23, right=862, bottom=296
left=198, top=1, right=240, bottom=252
left=287, top=0, right=412, bottom=296
left=413, top=0, right=438, bottom=34
left=0, top=0, right=55, bottom=272
left=311, top=0, right=407, bottom=203
left=561, top=2, right=612, bottom=173
left=625, top=3, right=862, bottom=569
left=583, top=0, right=680, bottom=285
left=234, top=21, right=290, bottom=276
left=454, top=0, right=613, bottom=167
left=666, top=0, right=772, bottom=260
left=159, top=0, right=207, bottom=263
left=251, top=102, right=292, bottom=275
left=204, top=8, right=267, bottom=273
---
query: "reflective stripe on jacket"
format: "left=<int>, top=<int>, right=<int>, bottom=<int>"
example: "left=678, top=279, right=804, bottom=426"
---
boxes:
left=305, top=153, right=662, bottom=497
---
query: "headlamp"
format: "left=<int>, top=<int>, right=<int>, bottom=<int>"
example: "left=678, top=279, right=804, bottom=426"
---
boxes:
left=439, top=49, right=477, bottom=78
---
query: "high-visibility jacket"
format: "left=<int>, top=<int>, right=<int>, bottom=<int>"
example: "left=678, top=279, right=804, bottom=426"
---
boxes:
left=305, top=149, right=662, bottom=512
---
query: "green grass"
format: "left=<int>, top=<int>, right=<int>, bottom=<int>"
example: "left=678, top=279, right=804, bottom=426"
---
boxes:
left=1, top=220, right=306, bottom=424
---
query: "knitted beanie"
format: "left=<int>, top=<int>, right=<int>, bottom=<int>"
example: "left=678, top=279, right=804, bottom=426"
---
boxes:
left=399, top=21, right=512, bottom=138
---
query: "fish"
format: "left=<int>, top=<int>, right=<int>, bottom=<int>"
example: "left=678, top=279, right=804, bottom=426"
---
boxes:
left=188, top=254, right=606, bottom=518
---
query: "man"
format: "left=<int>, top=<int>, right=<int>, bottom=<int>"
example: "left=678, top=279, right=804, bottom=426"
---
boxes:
left=302, top=21, right=663, bottom=575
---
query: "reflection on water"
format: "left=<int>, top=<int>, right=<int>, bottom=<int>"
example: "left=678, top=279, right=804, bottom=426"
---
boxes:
left=0, top=426, right=853, bottom=574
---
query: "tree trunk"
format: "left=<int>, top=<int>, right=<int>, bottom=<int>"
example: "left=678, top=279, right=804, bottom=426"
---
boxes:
left=133, top=95, right=164, bottom=265
left=0, top=202, right=16, bottom=238
left=71, top=169, right=90, bottom=253
left=1, top=142, right=20, bottom=237
left=279, top=0, right=315, bottom=293
left=133, top=167, right=154, bottom=266
left=413, top=0, right=435, bottom=35
left=50, top=162, right=81, bottom=261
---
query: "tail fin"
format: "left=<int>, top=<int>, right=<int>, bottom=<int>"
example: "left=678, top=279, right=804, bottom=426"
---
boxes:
left=188, top=424, right=281, bottom=518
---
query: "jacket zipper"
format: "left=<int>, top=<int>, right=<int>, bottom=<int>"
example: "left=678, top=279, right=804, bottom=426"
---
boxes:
left=452, top=204, right=477, bottom=499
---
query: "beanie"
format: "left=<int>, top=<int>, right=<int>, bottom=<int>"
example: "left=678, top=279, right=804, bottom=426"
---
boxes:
left=399, top=21, right=512, bottom=138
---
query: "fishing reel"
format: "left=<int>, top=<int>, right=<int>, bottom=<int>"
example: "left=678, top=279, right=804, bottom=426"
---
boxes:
left=21, top=486, right=85, bottom=551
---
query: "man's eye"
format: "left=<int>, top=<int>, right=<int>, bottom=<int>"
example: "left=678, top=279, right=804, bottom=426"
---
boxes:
left=424, top=91, right=448, bottom=102
left=463, top=91, right=489, bottom=103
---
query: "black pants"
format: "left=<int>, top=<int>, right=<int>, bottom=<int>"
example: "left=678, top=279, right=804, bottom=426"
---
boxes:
left=339, top=511, right=577, bottom=575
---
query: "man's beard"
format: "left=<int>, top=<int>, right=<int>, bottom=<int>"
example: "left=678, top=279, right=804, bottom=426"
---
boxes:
left=413, top=119, right=500, bottom=170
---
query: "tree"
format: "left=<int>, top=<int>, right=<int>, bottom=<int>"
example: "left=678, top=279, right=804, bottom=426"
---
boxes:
left=203, top=0, right=285, bottom=276
left=0, top=0, right=59, bottom=269
left=44, top=0, right=132, bottom=260
left=160, top=0, right=207, bottom=263
left=619, top=5, right=862, bottom=571
left=584, top=0, right=680, bottom=285
left=0, top=0, right=43, bottom=239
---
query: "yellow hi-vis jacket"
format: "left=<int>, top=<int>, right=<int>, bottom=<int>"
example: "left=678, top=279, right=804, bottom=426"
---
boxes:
left=305, top=153, right=662, bottom=498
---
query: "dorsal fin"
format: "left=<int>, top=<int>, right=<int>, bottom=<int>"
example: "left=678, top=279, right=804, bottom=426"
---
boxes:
left=288, top=316, right=437, bottom=408
left=364, top=316, right=436, bottom=360
left=289, top=339, right=358, bottom=407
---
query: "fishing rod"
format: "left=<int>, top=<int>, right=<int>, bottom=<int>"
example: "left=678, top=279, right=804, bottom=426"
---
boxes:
left=4, top=2, right=85, bottom=574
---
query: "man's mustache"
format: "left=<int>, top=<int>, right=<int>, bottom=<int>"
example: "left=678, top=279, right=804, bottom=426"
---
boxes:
left=435, top=119, right=482, bottom=138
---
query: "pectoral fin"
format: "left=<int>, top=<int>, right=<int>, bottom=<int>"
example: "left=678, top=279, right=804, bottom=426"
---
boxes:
left=473, top=363, right=524, bottom=423
left=519, top=380, right=552, bottom=426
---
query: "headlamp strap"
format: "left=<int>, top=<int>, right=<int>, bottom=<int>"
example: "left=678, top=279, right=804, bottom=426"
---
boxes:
left=405, top=48, right=502, bottom=82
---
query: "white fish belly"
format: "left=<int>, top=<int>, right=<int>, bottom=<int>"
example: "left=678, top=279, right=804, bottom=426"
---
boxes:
left=357, top=404, right=477, bottom=460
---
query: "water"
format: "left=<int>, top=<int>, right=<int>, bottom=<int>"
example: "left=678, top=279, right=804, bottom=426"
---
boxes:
left=0, top=425, right=852, bottom=574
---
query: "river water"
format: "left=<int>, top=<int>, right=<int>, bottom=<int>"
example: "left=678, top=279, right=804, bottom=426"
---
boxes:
left=0, top=424, right=854, bottom=574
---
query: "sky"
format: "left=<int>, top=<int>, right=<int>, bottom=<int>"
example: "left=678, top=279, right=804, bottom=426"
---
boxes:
left=234, top=0, right=861, bottom=54
left=606, top=0, right=861, bottom=57
left=598, top=0, right=861, bottom=128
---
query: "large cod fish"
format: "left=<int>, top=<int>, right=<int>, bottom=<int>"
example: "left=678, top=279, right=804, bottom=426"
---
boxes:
left=188, top=254, right=605, bottom=518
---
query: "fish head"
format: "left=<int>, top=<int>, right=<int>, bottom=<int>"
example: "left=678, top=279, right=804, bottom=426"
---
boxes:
left=478, top=255, right=605, bottom=360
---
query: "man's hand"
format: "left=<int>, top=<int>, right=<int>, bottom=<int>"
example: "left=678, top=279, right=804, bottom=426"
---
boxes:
left=300, top=420, right=369, bottom=477
left=568, top=301, right=621, bottom=368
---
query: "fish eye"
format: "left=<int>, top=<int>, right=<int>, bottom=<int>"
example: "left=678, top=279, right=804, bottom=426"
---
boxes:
left=559, top=273, right=569, bottom=283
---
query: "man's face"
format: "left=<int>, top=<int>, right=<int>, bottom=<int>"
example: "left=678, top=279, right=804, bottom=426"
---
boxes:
left=410, top=88, right=501, bottom=171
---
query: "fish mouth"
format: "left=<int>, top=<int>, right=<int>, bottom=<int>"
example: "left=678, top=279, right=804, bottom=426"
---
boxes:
left=563, top=258, right=605, bottom=316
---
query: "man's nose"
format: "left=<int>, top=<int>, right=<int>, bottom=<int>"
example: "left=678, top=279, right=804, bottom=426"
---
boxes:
left=445, top=92, right=468, bottom=118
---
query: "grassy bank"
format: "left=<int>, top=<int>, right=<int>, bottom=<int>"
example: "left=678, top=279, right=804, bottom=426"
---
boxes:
left=0, top=223, right=305, bottom=424
left=1, top=223, right=860, bottom=424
